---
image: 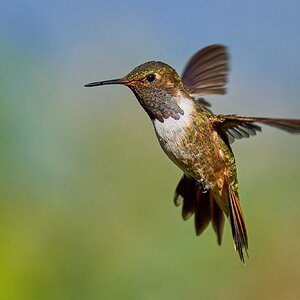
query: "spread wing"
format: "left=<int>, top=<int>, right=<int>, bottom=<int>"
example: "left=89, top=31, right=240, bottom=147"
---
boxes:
left=182, top=45, right=229, bottom=105
left=212, top=115, right=300, bottom=144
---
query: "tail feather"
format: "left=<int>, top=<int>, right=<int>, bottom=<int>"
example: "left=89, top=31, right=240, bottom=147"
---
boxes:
left=228, top=185, right=248, bottom=262
left=194, top=189, right=211, bottom=236
left=174, top=174, right=196, bottom=220
left=175, top=174, right=249, bottom=262
left=209, top=193, right=225, bottom=245
left=174, top=174, right=225, bottom=244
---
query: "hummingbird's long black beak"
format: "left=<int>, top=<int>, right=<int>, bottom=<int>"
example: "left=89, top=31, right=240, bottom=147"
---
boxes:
left=84, top=78, right=124, bottom=87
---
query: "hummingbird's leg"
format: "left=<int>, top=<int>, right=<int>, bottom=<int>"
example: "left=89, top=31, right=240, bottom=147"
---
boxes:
left=197, top=178, right=210, bottom=193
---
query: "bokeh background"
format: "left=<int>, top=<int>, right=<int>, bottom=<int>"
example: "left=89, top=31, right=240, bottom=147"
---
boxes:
left=1, top=1, right=300, bottom=299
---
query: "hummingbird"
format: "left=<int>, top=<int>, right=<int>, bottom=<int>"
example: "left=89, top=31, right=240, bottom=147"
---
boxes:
left=85, top=45, right=300, bottom=262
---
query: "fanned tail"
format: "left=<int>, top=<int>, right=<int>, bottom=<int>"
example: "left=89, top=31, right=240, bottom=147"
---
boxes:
left=174, top=174, right=249, bottom=262
left=174, top=174, right=225, bottom=245
left=227, top=184, right=248, bottom=262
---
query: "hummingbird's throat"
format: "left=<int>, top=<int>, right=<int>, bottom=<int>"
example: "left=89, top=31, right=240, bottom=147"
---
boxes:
left=134, top=88, right=190, bottom=123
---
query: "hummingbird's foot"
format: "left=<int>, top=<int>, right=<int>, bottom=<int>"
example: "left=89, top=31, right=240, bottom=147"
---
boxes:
left=197, top=178, right=210, bottom=193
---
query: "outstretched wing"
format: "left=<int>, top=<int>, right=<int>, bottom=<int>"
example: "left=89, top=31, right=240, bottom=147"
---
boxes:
left=182, top=45, right=229, bottom=104
left=211, top=114, right=300, bottom=144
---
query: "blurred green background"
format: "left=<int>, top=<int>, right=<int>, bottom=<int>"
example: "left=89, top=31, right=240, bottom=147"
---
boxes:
left=1, top=1, right=300, bottom=299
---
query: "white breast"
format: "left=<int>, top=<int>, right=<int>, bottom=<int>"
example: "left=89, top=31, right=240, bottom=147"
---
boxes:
left=153, top=97, right=194, bottom=158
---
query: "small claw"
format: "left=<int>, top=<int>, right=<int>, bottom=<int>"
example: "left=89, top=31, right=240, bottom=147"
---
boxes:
left=197, top=178, right=210, bottom=193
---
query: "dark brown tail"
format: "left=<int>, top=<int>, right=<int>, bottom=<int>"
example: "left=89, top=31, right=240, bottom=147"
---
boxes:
left=174, top=174, right=249, bottom=262
left=174, top=174, right=225, bottom=245
left=227, top=184, right=248, bottom=262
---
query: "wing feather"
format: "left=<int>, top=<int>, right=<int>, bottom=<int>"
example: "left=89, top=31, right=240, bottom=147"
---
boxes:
left=182, top=45, right=229, bottom=100
left=211, top=114, right=300, bottom=144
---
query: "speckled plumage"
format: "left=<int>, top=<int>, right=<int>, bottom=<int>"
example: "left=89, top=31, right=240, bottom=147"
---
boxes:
left=85, top=44, right=300, bottom=262
left=153, top=96, right=237, bottom=214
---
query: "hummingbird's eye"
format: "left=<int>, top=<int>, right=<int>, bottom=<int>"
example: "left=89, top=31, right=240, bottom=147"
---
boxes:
left=146, top=73, right=156, bottom=83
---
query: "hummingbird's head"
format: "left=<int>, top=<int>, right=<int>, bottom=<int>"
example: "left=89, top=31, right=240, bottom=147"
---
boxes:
left=85, top=61, right=191, bottom=122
